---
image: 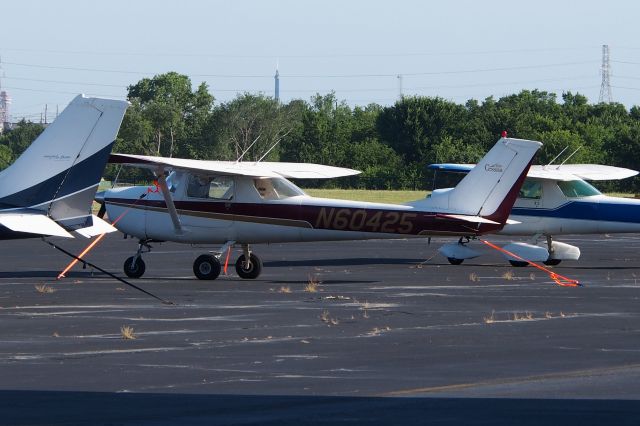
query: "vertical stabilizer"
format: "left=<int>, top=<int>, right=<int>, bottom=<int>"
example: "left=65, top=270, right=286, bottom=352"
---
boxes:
left=410, top=138, right=541, bottom=224
left=0, top=95, right=128, bottom=226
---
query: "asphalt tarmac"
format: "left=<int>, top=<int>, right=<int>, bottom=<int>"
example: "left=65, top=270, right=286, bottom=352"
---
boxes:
left=1, top=233, right=640, bottom=425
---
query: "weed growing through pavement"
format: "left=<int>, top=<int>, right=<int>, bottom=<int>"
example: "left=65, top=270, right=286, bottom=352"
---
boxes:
left=35, top=284, right=55, bottom=294
left=304, top=275, right=320, bottom=293
left=120, top=325, right=136, bottom=340
left=278, top=286, right=292, bottom=294
left=483, top=310, right=496, bottom=324
left=502, top=271, right=515, bottom=281
left=469, top=273, right=480, bottom=282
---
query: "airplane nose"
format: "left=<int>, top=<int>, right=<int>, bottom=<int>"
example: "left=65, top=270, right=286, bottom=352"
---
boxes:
left=94, top=191, right=107, bottom=218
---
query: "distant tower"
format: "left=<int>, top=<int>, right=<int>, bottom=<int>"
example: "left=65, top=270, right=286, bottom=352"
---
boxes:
left=397, top=74, right=403, bottom=100
left=0, top=57, right=10, bottom=133
left=599, top=44, right=613, bottom=104
left=274, top=66, right=280, bottom=102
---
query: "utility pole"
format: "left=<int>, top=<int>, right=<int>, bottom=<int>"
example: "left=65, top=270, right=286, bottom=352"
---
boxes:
left=599, top=44, right=613, bottom=104
left=397, top=74, right=403, bottom=100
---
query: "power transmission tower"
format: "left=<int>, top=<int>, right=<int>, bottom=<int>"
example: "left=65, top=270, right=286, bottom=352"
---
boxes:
left=599, top=44, right=613, bottom=103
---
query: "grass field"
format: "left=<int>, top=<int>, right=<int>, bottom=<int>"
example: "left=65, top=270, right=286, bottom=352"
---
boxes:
left=302, top=188, right=427, bottom=204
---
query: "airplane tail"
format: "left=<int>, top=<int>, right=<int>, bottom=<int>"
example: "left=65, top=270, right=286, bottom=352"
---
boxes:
left=0, top=95, right=128, bottom=230
left=411, top=138, right=541, bottom=224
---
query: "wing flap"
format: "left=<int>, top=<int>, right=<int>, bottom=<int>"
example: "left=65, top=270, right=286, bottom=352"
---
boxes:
left=0, top=213, right=73, bottom=238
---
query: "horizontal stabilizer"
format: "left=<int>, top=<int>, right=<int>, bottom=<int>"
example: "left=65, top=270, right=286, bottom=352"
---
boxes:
left=439, top=214, right=500, bottom=225
left=75, top=215, right=118, bottom=238
left=0, top=213, right=73, bottom=238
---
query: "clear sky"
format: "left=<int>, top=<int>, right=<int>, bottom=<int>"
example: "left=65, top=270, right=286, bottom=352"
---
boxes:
left=2, top=0, right=639, bottom=121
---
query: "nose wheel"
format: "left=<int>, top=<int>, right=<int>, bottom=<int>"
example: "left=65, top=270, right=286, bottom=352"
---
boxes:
left=235, top=253, right=263, bottom=279
left=124, top=256, right=146, bottom=278
left=123, top=240, right=152, bottom=278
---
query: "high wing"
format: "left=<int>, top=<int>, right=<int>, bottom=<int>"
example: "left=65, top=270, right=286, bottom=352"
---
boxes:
left=428, top=163, right=638, bottom=181
left=528, top=164, right=638, bottom=181
left=109, top=154, right=361, bottom=179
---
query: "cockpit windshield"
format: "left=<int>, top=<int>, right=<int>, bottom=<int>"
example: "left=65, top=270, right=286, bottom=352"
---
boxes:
left=557, top=180, right=601, bottom=198
left=254, top=178, right=306, bottom=200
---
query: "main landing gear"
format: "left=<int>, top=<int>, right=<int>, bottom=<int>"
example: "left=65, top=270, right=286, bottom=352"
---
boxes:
left=123, top=240, right=263, bottom=281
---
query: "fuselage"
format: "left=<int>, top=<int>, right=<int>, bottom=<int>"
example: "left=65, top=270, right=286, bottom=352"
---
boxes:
left=103, top=172, right=501, bottom=245
left=502, top=177, right=640, bottom=235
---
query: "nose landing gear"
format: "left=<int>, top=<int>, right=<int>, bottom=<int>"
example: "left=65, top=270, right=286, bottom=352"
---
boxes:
left=123, top=240, right=263, bottom=281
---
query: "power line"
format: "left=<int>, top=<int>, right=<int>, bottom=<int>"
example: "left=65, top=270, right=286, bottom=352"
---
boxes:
left=2, top=60, right=598, bottom=79
left=0, top=46, right=600, bottom=59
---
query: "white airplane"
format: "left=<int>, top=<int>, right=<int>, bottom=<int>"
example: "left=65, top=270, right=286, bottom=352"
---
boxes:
left=430, top=162, right=640, bottom=266
left=0, top=95, right=128, bottom=240
left=96, top=137, right=541, bottom=280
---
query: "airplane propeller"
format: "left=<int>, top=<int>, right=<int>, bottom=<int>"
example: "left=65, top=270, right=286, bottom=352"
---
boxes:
left=94, top=191, right=107, bottom=219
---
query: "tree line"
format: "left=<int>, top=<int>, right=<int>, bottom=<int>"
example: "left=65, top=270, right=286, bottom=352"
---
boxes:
left=2, top=71, right=640, bottom=191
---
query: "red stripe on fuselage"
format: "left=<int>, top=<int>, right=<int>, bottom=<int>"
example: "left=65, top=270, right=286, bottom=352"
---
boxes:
left=106, top=197, right=504, bottom=236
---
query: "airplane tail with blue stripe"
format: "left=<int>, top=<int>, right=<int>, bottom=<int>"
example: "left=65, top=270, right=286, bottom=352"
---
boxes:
left=0, top=95, right=128, bottom=238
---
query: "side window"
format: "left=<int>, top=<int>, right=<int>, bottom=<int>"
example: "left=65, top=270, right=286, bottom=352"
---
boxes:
left=518, top=179, right=542, bottom=199
left=208, top=176, right=234, bottom=200
left=187, top=175, right=234, bottom=200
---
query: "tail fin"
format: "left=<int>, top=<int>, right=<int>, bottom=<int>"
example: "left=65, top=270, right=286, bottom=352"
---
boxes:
left=0, top=95, right=128, bottom=227
left=412, top=138, right=541, bottom=223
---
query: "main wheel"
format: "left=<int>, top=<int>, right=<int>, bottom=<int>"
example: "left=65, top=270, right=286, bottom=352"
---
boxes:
left=235, top=253, right=263, bottom=279
left=509, top=260, right=529, bottom=267
left=193, top=254, right=221, bottom=280
left=447, top=257, right=464, bottom=265
left=543, top=259, right=562, bottom=266
left=124, top=256, right=146, bottom=278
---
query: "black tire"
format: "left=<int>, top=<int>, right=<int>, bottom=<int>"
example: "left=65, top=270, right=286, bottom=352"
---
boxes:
left=543, top=259, right=562, bottom=266
left=509, top=260, right=529, bottom=267
left=193, top=254, right=221, bottom=280
left=447, top=257, right=464, bottom=265
left=235, top=253, right=263, bottom=279
left=124, top=256, right=146, bottom=278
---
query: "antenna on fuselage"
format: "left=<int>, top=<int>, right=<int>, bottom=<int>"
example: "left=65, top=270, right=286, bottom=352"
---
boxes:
left=236, top=134, right=262, bottom=162
left=544, top=146, right=569, bottom=168
left=255, top=128, right=293, bottom=163
left=557, top=146, right=582, bottom=168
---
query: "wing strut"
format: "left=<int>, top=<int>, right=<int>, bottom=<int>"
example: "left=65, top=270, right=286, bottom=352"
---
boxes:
left=156, top=169, right=183, bottom=234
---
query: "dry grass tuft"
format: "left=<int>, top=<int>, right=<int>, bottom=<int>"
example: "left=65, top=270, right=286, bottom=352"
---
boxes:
left=469, top=272, right=480, bottom=282
left=502, top=271, right=515, bottom=281
left=35, top=284, right=56, bottom=294
left=529, top=273, right=536, bottom=281
left=560, top=311, right=566, bottom=318
left=367, top=326, right=391, bottom=336
left=320, top=309, right=340, bottom=326
left=304, top=275, right=320, bottom=293
left=120, top=325, right=136, bottom=340
left=52, top=331, right=60, bottom=337
left=545, top=311, right=553, bottom=319
left=525, top=311, right=534, bottom=320
left=483, top=310, right=496, bottom=324
left=361, top=301, right=370, bottom=319
left=278, top=286, right=292, bottom=294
